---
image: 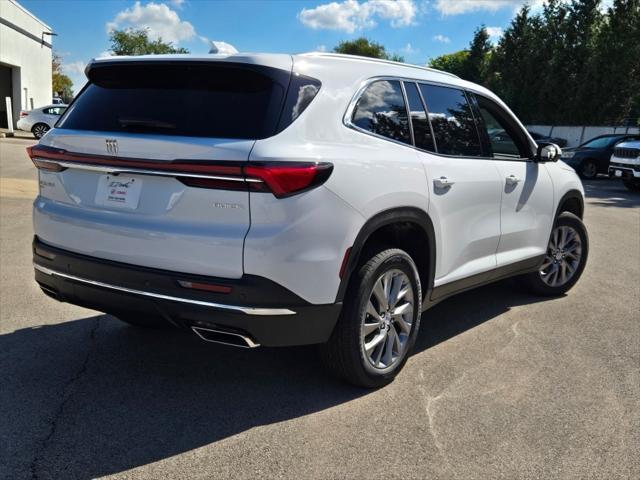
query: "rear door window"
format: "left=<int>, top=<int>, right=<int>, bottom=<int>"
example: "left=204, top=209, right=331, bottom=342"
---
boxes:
left=351, top=80, right=411, bottom=145
left=403, top=81, right=436, bottom=152
left=418, top=84, right=482, bottom=157
left=57, top=62, right=292, bottom=139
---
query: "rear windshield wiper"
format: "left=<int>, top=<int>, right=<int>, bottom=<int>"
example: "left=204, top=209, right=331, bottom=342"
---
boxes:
left=118, top=117, right=176, bottom=130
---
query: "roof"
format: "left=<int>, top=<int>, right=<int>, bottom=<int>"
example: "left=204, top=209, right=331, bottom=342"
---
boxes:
left=298, top=52, right=459, bottom=79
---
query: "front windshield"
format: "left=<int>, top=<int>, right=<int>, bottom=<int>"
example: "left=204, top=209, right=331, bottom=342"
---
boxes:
left=581, top=136, right=616, bottom=149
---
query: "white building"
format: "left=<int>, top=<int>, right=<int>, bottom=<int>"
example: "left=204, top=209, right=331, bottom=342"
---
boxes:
left=0, top=0, right=52, bottom=128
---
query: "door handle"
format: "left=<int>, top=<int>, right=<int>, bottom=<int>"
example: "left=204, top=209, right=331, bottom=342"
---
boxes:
left=505, top=175, right=521, bottom=185
left=434, top=176, right=455, bottom=188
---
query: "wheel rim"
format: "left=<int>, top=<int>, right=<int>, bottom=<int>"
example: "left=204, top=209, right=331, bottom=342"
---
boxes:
left=33, top=125, right=48, bottom=138
left=540, top=225, right=583, bottom=287
left=582, top=162, right=596, bottom=178
left=361, top=269, right=414, bottom=369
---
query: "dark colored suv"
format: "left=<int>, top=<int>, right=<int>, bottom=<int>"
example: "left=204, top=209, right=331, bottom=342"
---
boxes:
left=561, top=134, right=640, bottom=179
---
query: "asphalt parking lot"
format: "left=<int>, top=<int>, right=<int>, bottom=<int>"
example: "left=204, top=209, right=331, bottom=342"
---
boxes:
left=1, top=136, right=638, bottom=479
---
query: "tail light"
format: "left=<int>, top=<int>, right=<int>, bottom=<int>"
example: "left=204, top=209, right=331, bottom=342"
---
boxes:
left=20, top=111, right=29, bottom=117
left=27, top=145, right=333, bottom=198
left=244, top=162, right=333, bottom=198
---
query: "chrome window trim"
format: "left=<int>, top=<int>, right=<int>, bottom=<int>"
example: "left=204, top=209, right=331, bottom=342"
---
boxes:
left=34, top=263, right=296, bottom=316
left=343, top=75, right=535, bottom=162
left=33, top=158, right=264, bottom=183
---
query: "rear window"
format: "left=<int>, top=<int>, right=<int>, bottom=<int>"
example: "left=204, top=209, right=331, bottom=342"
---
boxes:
left=58, top=62, right=316, bottom=139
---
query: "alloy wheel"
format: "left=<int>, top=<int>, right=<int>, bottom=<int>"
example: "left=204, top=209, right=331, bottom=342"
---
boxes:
left=33, top=124, right=49, bottom=139
left=361, top=269, right=414, bottom=369
left=540, top=225, right=583, bottom=287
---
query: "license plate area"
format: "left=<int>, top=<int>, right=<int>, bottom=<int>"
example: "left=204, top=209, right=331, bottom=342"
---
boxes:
left=95, top=174, right=142, bottom=209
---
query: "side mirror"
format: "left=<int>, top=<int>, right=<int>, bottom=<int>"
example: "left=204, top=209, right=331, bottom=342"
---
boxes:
left=535, top=142, right=561, bottom=162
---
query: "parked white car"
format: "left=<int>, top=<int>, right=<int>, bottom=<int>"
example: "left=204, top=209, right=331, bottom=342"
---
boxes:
left=609, top=140, right=640, bottom=191
left=29, top=53, right=588, bottom=387
left=17, top=105, right=67, bottom=139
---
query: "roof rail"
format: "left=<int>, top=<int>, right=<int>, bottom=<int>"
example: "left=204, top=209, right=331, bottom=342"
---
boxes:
left=298, top=52, right=460, bottom=79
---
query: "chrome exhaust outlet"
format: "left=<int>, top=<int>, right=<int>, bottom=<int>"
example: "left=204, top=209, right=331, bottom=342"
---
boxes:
left=191, top=326, right=260, bottom=348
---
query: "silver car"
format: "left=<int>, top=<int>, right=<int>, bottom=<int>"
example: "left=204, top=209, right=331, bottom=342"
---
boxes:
left=17, top=104, right=67, bottom=139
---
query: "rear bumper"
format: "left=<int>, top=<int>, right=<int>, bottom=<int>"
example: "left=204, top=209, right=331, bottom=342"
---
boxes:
left=33, top=237, right=341, bottom=346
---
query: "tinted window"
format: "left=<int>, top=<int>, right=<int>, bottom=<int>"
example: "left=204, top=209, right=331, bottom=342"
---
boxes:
left=403, top=82, right=435, bottom=152
left=352, top=80, right=410, bottom=145
left=581, top=136, right=618, bottom=149
left=477, top=107, right=520, bottom=157
left=277, top=73, right=321, bottom=133
left=419, top=84, right=482, bottom=156
left=58, top=63, right=289, bottom=139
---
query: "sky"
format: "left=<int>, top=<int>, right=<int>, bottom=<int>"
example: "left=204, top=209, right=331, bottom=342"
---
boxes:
left=19, top=0, right=552, bottom=94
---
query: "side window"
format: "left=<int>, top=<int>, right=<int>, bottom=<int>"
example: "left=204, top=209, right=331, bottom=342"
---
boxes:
left=352, top=80, right=411, bottom=145
left=42, top=108, right=52, bottom=114
left=473, top=94, right=531, bottom=159
left=403, top=82, right=436, bottom=152
left=418, top=84, right=482, bottom=157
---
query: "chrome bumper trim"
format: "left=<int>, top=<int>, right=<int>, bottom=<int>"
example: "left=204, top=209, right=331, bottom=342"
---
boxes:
left=34, top=263, right=296, bottom=316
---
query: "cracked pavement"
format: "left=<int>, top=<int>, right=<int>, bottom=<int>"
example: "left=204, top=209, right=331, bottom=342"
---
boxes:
left=1, top=137, right=639, bottom=479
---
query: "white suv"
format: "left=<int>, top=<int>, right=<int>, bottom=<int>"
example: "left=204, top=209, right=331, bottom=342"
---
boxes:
left=609, top=140, right=640, bottom=191
left=30, top=53, right=588, bottom=387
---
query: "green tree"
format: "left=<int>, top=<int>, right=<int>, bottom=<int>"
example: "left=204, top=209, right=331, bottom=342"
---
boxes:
left=52, top=53, right=73, bottom=103
left=427, top=50, right=469, bottom=77
left=108, top=28, right=189, bottom=56
left=333, top=37, right=404, bottom=62
left=464, top=26, right=492, bottom=83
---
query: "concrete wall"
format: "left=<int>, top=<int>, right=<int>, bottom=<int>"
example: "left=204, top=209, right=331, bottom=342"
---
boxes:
left=0, top=0, right=52, bottom=126
left=527, top=125, right=640, bottom=147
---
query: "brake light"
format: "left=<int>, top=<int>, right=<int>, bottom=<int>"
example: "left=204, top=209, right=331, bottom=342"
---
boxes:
left=27, top=146, right=67, bottom=172
left=20, top=111, right=28, bottom=117
left=244, top=162, right=333, bottom=198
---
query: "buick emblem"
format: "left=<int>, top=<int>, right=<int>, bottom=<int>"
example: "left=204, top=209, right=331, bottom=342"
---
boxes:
left=105, top=139, right=118, bottom=155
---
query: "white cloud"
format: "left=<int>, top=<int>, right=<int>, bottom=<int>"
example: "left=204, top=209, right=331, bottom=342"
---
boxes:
left=298, top=0, right=417, bottom=33
left=61, top=61, right=86, bottom=76
left=169, top=0, right=185, bottom=8
left=485, top=26, right=504, bottom=42
left=434, top=0, right=526, bottom=16
left=107, top=1, right=196, bottom=44
left=432, top=34, right=450, bottom=43
left=315, top=44, right=328, bottom=52
left=400, top=42, right=419, bottom=54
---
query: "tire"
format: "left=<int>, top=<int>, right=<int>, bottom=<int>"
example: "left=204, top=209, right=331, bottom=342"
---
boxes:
left=320, top=248, right=422, bottom=388
left=623, top=179, right=640, bottom=191
left=579, top=159, right=598, bottom=179
left=522, top=212, right=589, bottom=296
left=114, top=314, right=173, bottom=329
left=32, top=123, right=50, bottom=139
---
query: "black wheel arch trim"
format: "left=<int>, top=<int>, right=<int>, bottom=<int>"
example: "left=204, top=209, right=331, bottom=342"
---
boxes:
left=555, top=189, right=584, bottom=220
left=335, top=207, right=436, bottom=307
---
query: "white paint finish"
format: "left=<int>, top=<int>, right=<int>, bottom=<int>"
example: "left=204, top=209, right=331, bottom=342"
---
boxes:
left=243, top=186, right=364, bottom=304
left=31, top=52, right=587, bottom=309
left=0, top=0, right=53, bottom=124
left=420, top=153, right=502, bottom=285
left=35, top=129, right=254, bottom=279
left=493, top=161, right=555, bottom=266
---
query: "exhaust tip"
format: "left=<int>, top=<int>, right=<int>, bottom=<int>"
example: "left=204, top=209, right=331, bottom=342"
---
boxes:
left=191, top=326, right=260, bottom=348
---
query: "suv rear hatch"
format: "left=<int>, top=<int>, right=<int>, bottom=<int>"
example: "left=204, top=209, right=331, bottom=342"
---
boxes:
left=32, top=58, right=291, bottom=278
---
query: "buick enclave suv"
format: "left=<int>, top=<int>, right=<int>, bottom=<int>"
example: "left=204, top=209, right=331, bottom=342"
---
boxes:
left=30, top=53, right=588, bottom=387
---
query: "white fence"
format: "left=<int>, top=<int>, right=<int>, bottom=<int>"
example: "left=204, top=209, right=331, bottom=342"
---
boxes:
left=526, top=125, right=640, bottom=147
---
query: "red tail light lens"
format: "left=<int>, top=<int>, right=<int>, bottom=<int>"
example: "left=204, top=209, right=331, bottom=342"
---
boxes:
left=27, top=146, right=67, bottom=172
left=244, top=162, right=333, bottom=198
left=20, top=111, right=28, bottom=117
